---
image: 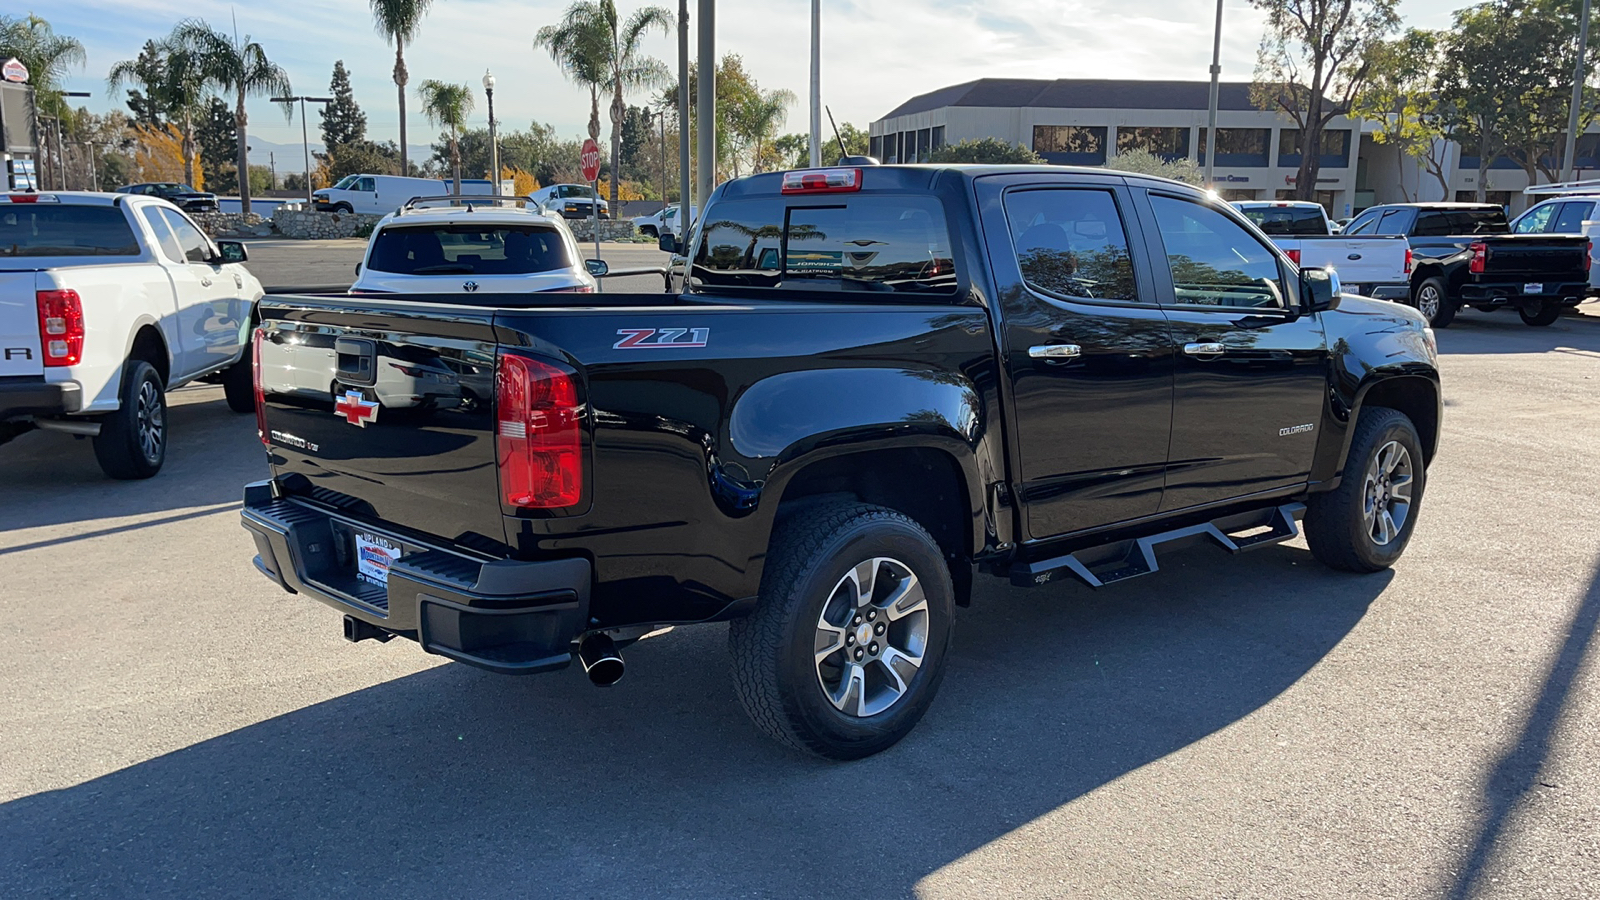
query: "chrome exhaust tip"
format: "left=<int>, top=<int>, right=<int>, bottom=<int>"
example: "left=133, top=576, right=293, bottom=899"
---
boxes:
left=577, top=632, right=625, bottom=686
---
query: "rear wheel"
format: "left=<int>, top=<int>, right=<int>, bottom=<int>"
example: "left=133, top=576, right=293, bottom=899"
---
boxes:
left=1304, top=407, right=1425, bottom=573
left=221, top=354, right=255, bottom=413
left=1518, top=301, right=1562, bottom=326
left=93, top=360, right=166, bottom=480
left=640, top=225, right=658, bottom=238
left=728, top=503, right=955, bottom=760
left=1412, top=276, right=1456, bottom=327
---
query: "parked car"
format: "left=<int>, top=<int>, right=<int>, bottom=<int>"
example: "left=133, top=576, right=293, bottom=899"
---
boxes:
left=527, top=184, right=610, bottom=220
left=0, top=191, right=262, bottom=478
left=242, top=164, right=1441, bottom=759
left=312, top=174, right=448, bottom=215
left=1344, top=202, right=1591, bottom=326
left=115, top=182, right=219, bottom=214
left=350, top=202, right=596, bottom=295
left=1511, top=189, right=1600, bottom=293
left=631, top=204, right=697, bottom=238
left=1233, top=200, right=1411, bottom=300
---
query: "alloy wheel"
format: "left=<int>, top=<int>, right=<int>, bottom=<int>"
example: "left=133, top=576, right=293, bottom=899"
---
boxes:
left=813, top=557, right=930, bottom=718
left=136, top=381, right=164, bottom=463
left=1417, top=285, right=1441, bottom=322
left=1362, top=440, right=1414, bottom=546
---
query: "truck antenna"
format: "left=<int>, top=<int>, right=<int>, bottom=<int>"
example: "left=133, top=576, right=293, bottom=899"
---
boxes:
left=826, top=106, right=847, bottom=161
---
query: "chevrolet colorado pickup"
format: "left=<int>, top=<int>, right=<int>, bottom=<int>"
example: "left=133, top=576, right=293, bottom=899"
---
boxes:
left=242, top=165, right=1442, bottom=759
left=1344, top=202, right=1590, bottom=326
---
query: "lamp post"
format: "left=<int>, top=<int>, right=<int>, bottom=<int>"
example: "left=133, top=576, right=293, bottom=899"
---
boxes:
left=1562, top=0, right=1593, bottom=183
left=271, top=95, right=332, bottom=203
left=809, top=0, right=821, bottom=167
left=483, top=70, right=499, bottom=191
left=1204, top=0, right=1223, bottom=190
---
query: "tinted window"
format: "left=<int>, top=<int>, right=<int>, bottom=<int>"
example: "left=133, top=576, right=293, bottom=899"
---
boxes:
left=1345, top=212, right=1379, bottom=235
left=1004, top=188, right=1138, bottom=303
left=157, top=207, right=212, bottom=263
left=1150, top=196, right=1285, bottom=309
left=1414, top=208, right=1507, bottom=236
left=1550, top=201, right=1593, bottom=233
left=690, top=195, right=956, bottom=295
left=367, top=224, right=573, bottom=275
left=0, top=204, right=140, bottom=257
left=139, top=209, right=185, bottom=263
left=1376, top=209, right=1413, bottom=235
left=1514, top=203, right=1556, bottom=233
left=1238, top=205, right=1328, bottom=235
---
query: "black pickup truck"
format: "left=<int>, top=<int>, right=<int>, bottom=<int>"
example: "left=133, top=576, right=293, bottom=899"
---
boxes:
left=242, top=165, right=1442, bottom=759
left=1343, top=202, right=1590, bottom=327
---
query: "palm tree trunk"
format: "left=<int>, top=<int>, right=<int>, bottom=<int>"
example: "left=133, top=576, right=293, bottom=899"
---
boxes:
left=610, top=84, right=624, bottom=209
left=182, top=109, right=196, bottom=188
left=236, top=89, right=252, bottom=216
left=395, top=39, right=408, bottom=176
left=451, top=131, right=461, bottom=189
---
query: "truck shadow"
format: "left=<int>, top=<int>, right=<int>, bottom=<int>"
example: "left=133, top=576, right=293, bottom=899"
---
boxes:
left=0, top=544, right=1387, bottom=899
left=1433, top=306, right=1600, bottom=355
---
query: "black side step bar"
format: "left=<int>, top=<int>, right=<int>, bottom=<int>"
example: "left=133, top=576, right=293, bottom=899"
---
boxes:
left=1012, top=503, right=1306, bottom=589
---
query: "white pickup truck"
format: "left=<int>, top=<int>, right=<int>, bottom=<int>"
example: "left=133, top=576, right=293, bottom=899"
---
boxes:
left=1234, top=201, right=1412, bottom=301
left=0, top=191, right=263, bottom=479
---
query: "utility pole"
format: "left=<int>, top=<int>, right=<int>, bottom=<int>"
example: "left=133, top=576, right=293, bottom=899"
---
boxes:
left=695, top=0, right=715, bottom=219
left=271, top=95, right=333, bottom=203
left=678, top=0, right=692, bottom=235
left=269, top=152, right=277, bottom=190
left=809, top=0, right=821, bottom=167
left=1204, top=0, right=1223, bottom=189
left=483, top=70, right=499, bottom=189
left=1562, top=0, right=1593, bottom=183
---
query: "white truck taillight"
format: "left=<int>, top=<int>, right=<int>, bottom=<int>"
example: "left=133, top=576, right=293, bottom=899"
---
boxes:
left=1404, top=248, right=1414, bottom=275
left=36, top=289, right=84, bottom=367
left=251, top=328, right=268, bottom=446
left=495, top=353, right=582, bottom=509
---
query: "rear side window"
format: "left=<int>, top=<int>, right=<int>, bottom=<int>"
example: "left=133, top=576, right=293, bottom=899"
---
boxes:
left=1415, top=208, right=1508, bottom=236
left=0, top=204, right=141, bottom=257
left=1238, top=205, right=1327, bottom=235
left=1550, top=201, right=1594, bottom=233
left=1376, top=209, right=1413, bottom=235
left=1004, top=188, right=1138, bottom=303
left=367, top=224, right=572, bottom=275
left=690, top=195, right=957, bottom=295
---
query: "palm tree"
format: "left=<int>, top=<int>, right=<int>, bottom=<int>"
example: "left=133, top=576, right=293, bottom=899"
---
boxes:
left=417, top=80, right=474, bottom=188
left=109, top=34, right=210, bottom=189
left=370, top=0, right=435, bottom=177
left=535, top=1, right=673, bottom=208
left=0, top=15, right=85, bottom=120
left=742, top=88, right=796, bottom=174
left=173, top=19, right=291, bottom=215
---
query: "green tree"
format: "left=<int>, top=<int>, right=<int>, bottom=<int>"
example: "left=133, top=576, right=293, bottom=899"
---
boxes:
left=1250, top=0, right=1400, bottom=200
left=535, top=0, right=673, bottom=207
left=110, top=41, right=168, bottom=127
left=417, top=79, right=474, bottom=187
left=928, top=138, right=1044, bottom=165
left=778, top=121, right=870, bottom=168
left=1107, top=147, right=1204, bottom=185
left=1349, top=29, right=1452, bottom=201
left=173, top=18, right=292, bottom=214
left=369, top=0, right=435, bottom=176
left=0, top=15, right=85, bottom=120
left=321, top=60, right=367, bottom=150
left=109, top=30, right=211, bottom=188
left=196, top=97, right=238, bottom=193
left=322, top=139, right=403, bottom=181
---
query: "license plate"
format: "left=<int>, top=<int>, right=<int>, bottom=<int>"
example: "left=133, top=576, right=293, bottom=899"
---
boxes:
left=354, top=531, right=402, bottom=586
left=1524, top=282, right=1544, bottom=294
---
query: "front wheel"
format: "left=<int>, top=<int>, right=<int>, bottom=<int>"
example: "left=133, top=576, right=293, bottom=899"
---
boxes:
left=1412, top=276, right=1456, bottom=327
left=640, top=225, right=658, bottom=239
left=332, top=203, right=353, bottom=214
left=1518, top=300, right=1562, bottom=326
left=221, top=354, right=255, bottom=413
left=728, top=503, right=955, bottom=760
left=1304, top=407, right=1426, bottom=573
left=93, top=360, right=167, bottom=480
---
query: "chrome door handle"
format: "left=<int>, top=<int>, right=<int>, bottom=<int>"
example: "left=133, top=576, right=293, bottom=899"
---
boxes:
left=1029, top=344, right=1081, bottom=359
left=1184, top=342, right=1226, bottom=357
left=201, top=277, right=213, bottom=287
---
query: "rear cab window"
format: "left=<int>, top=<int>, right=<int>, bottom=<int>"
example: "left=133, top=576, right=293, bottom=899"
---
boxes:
left=367, top=223, right=573, bottom=276
left=0, top=203, right=141, bottom=258
left=1414, top=208, right=1508, bottom=236
left=1237, top=204, right=1328, bottom=235
left=690, top=194, right=957, bottom=295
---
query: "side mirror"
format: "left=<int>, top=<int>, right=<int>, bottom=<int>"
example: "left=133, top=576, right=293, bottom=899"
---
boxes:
left=585, top=258, right=610, bottom=277
left=1300, top=266, right=1342, bottom=313
left=216, top=240, right=248, bottom=264
left=658, top=232, right=679, bottom=255
left=354, top=262, right=362, bottom=274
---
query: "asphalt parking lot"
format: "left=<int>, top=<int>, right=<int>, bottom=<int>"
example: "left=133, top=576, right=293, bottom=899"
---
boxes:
left=1, top=249, right=1597, bottom=897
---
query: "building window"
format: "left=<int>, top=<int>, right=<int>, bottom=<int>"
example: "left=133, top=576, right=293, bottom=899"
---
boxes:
left=1277, top=129, right=1352, bottom=168
left=870, top=135, right=883, bottom=161
left=1116, top=126, right=1191, bottom=161
left=904, top=131, right=917, bottom=162
left=918, top=128, right=932, bottom=162
left=1197, top=128, right=1271, bottom=167
left=1032, top=125, right=1108, bottom=165
left=932, top=126, right=946, bottom=152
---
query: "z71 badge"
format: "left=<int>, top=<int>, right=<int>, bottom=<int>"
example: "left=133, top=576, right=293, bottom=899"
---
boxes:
left=614, top=327, right=710, bottom=349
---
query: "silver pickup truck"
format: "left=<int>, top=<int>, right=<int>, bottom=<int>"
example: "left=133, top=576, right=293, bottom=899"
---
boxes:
left=1234, top=201, right=1411, bottom=301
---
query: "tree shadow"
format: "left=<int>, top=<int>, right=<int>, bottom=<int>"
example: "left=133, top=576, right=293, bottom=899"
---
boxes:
left=0, top=542, right=1389, bottom=899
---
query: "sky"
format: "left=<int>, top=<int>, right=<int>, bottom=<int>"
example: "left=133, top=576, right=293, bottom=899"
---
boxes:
left=43, top=0, right=1471, bottom=170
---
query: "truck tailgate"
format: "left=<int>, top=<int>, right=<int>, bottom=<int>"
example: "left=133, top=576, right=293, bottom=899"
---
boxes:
left=1295, top=236, right=1409, bottom=285
left=0, top=270, right=43, bottom=377
left=256, top=297, right=507, bottom=550
left=1482, top=235, right=1590, bottom=278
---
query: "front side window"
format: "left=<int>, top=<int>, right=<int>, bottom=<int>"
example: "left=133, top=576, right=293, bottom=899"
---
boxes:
left=1514, top=203, right=1556, bottom=234
left=1345, top=211, right=1379, bottom=235
left=157, top=207, right=212, bottom=263
left=690, top=195, right=957, bottom=295
left=1004, top=188, right=1138, bottom=303
left=1550, top=201, right=1593, bottom=233
left=366, top=224, right=573, bottom=275
left=1149, top=195, right=1285, bottom=309
left=0, top=205, right=141, bottom=257
left=1376, top=209, right=1414, bottom=235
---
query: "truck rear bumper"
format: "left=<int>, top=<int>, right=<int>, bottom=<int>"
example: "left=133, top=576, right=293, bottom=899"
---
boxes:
left=240, top=480, right=590, bottom=675
left=1459, top=282, right=1587, bottom=306
left=0, top=378, right=82, bottom=420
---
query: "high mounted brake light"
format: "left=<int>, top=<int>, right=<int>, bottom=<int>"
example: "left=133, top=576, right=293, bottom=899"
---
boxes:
left=36, top=289, right=84, bottom=366
left=781, top=168, right=863, bottom=194
left=4, top=194, right=58, bottom=203
left=496, top=353, right=582, bottom=509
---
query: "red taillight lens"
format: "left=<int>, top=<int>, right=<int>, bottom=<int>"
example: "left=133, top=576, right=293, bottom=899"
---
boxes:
left=1285, top=248, right=1302, bottom=266
left=36, top=289, right=84, bottom=367
left=496, top=353, right=582, bottom=509
left=1468, top=242, right=1487, bottom=274
left=1404, top=248, right=1414, bottom=275
left=1587, top=241, right=1593, bottom=273
left=252, top=328, right=268, bottom=446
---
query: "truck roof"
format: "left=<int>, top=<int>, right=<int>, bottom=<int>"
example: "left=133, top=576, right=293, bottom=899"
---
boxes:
left=718, top=163, right=1208, bottom=199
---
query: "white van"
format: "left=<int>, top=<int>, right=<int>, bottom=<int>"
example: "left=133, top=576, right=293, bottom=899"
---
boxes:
left=312, top=174, right=447, bottom=215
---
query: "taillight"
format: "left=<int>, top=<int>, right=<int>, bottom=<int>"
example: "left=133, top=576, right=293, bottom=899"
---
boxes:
left=1587, top=241, right=1593, bottom=273
left=1468, top=242, right=1487, bottom=274
left=495, top=353, right=582, bottom=509
left=251, top=328, right=267, bottom=446
left=36, top=289, right=84, bottom=366
left=1285, top=248, right=1302, bottom=266
left=1404, top=248, right=1413, bottom=275
left=781, top=167, right=863, bottom=194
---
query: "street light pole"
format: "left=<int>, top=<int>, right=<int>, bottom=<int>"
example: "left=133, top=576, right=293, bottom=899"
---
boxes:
left=809, top=0, right=821, bottom=167
left=678, top=0, right=692, bottom=235
left=1204, top=0, right=1223, bottom=190
left=695, top=0, right=715, bottom=219
left=272, top=96, right=332, bottom=204
left=483, top=70, right=499, bottom=190
left=1562, top=0, right=1593, bottom=183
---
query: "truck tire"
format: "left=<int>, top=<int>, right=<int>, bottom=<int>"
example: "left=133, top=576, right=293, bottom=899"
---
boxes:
left=1518, top=301, right=1562, bottom=326
left=728, top=503, right=955, bottom=760
left=332, top=202, right=353, bottom=214
left=221, top=355, right=255, bottom=413
left=1411, top=276, right=1456, bottom=328
left=1303, top=407, right=1425, bottom=573
left=93, top=360, right=167, bottom=480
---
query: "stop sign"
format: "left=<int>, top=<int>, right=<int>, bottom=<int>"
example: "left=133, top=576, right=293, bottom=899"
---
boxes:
left=580, top=139, right=602, bottom=182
